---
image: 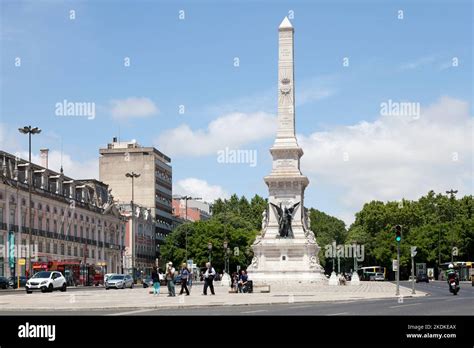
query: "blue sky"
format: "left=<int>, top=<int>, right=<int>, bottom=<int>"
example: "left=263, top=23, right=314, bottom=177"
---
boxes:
left=1, top=0, right=472, bottom=225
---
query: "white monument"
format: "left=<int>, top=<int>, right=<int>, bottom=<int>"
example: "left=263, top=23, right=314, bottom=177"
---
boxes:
left=247, top=17, right=325, bottom=285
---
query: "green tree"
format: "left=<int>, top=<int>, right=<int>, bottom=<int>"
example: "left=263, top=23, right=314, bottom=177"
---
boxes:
left=309, top=208, right=347, bottom=271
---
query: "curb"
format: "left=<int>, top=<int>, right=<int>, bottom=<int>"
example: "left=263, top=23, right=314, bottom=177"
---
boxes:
left=0, top=292, right=429, bottom=312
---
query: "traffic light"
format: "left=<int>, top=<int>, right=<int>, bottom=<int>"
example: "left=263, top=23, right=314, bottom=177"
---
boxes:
left=394, top=225, right=402, bottom=242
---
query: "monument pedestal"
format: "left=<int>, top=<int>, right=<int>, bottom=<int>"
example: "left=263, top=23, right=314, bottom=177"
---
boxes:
left=247, top=237, right=325, bottom=284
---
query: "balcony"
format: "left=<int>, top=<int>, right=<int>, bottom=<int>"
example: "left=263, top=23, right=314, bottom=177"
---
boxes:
left=0, top=222, right=7, bottom=231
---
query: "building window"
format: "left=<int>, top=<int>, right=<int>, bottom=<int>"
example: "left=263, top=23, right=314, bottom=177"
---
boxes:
left=74, top=246, right=78, bottom=256
left=86, top=228, right=89, bottom=240
left=92, top=249, right=95, bottom=259
left=80, top=226, right=83, bottom=238
left=38, top=241, right=43, bottom=253
left=67, top=245, right=71, bottom=256
left=60, top=244, right=65, bottom=255
left=46, top=205, right=50, bottom=213
left=74, top=225, right=77, bottom=237
left=46, top=219, right=50, bottom=232
left=0, top=207, right=4, bottom=225
left=86, top=248, right=89, bottom=258
left=46, top=242, right=50, bottom=254
left=53, top=244, right=58, bottom=254
left=53, top=220, right=57, bottom=233
left=80, top=248, right=83, bottom=257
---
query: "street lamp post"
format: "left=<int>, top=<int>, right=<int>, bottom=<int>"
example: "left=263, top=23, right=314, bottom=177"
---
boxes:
left=177, top=196, right=202, bottom=261
left=18, top=125, right=41, bottom=277
left=126, top=172, right=140, bottom=278
left=208, top=242, right=212, bottom=263
left=446, top=189, right=458, bottom=263
left=223, top=240, right=228, bottom=274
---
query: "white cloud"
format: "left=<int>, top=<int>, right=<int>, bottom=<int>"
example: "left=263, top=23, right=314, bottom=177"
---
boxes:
left=109, top=97, right=158, bottom=120
left=399, top=55, right=436, bottom=71
left=155, top=112, right=277, bottom=157
left=299, top=96, right=473, bottom=226
left=174, top=178, right=229, bottom=203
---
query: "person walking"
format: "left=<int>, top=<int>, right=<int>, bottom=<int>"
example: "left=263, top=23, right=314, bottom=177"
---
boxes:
left=166, top=262, right=176, bottom=297
left=151, top=266, right=160, bottom=295
left=179, top=263, right=190, bottom=296
left=202, top=262, right=216, bottom=295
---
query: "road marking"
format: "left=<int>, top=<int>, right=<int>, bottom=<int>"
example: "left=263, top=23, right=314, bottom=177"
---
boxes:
left=240, top=309, right=268, bottom=314
left=327, top=312, right=348, bottom=316
left=389, top=303, right=422, bottom=309
left=288, top=305, right=310, bottom=309
left=107, top=308, right=157, bottom=316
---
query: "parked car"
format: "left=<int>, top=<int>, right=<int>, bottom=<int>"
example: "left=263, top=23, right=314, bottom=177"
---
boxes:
left=142, top=276, right=153, bottom=288
left=104, top=273, right=118, bottom=284
left=105, top=274, right=134, bottom=290
left=0, top=276, right=9, bottom=289
left=416, top=273, right=429, bottom=283
left=25, top=271, right=67, bottom=293
left=374, top=273, right=385, bottom=281
left=8, top=276, right=28, bottom=288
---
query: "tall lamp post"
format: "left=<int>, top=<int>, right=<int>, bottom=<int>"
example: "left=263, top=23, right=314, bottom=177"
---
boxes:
left=126, top=171, right=140, bottom=278
left=208, top=242, right=212, bottom=263
left=446, top=189, right=458, bottom=263
left=223, top=240, right=228, bottom=274
left=18, top=125, right=41, bottom=277
left=176, top=196, right=202, bottom=261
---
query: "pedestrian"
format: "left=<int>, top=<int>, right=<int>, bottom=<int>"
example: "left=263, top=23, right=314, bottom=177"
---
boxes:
left=187, top=269, right=193, bottom=290
left=166, top=262, right=176, bottom=297
left=179, top=263, right=190, bottom=296
left=238, top=270, right=249, bottom=293
left=231, top=272, right=238, bottom=292
left=202, top=262, right=216, bottom=295
left=151, top=266, right=160, bottom=295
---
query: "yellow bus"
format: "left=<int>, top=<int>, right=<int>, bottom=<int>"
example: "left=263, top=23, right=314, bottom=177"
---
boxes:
left=358, top=266, right=386, bottom=281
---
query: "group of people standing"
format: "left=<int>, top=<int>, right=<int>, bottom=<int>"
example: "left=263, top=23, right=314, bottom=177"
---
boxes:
left=150, top=262, right=218, bottom=296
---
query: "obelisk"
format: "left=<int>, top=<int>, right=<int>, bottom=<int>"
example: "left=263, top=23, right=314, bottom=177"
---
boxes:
left=246, top=17, right=325, bottom=285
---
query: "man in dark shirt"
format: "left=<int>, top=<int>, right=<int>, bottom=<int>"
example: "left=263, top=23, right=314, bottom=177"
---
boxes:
left=238, top=270, right=249, bottom=293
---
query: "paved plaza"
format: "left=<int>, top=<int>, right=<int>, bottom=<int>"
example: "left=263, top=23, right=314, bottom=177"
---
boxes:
left=0, top=281, right=427, bottom=312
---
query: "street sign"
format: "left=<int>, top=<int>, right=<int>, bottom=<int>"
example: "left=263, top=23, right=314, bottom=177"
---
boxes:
left=392, top=259, right=398, bottom=271
left=234, top=247, right=239, bottom=256
left=18, top=258, right=26, bottom=266
left=452, top=247, right=458, bottom=256
left=410, top=246, right=417, bottom=258
left=236, top=265, right=241, bottom=273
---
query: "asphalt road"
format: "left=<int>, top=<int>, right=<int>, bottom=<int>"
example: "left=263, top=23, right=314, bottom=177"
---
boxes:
left=0, top=281, right=472, bottom=316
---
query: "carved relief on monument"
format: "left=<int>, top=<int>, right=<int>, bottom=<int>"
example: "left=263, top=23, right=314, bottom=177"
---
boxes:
left=279, top=30, right=292, bottom=38
left=251, top=256, right=259, bottom=268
